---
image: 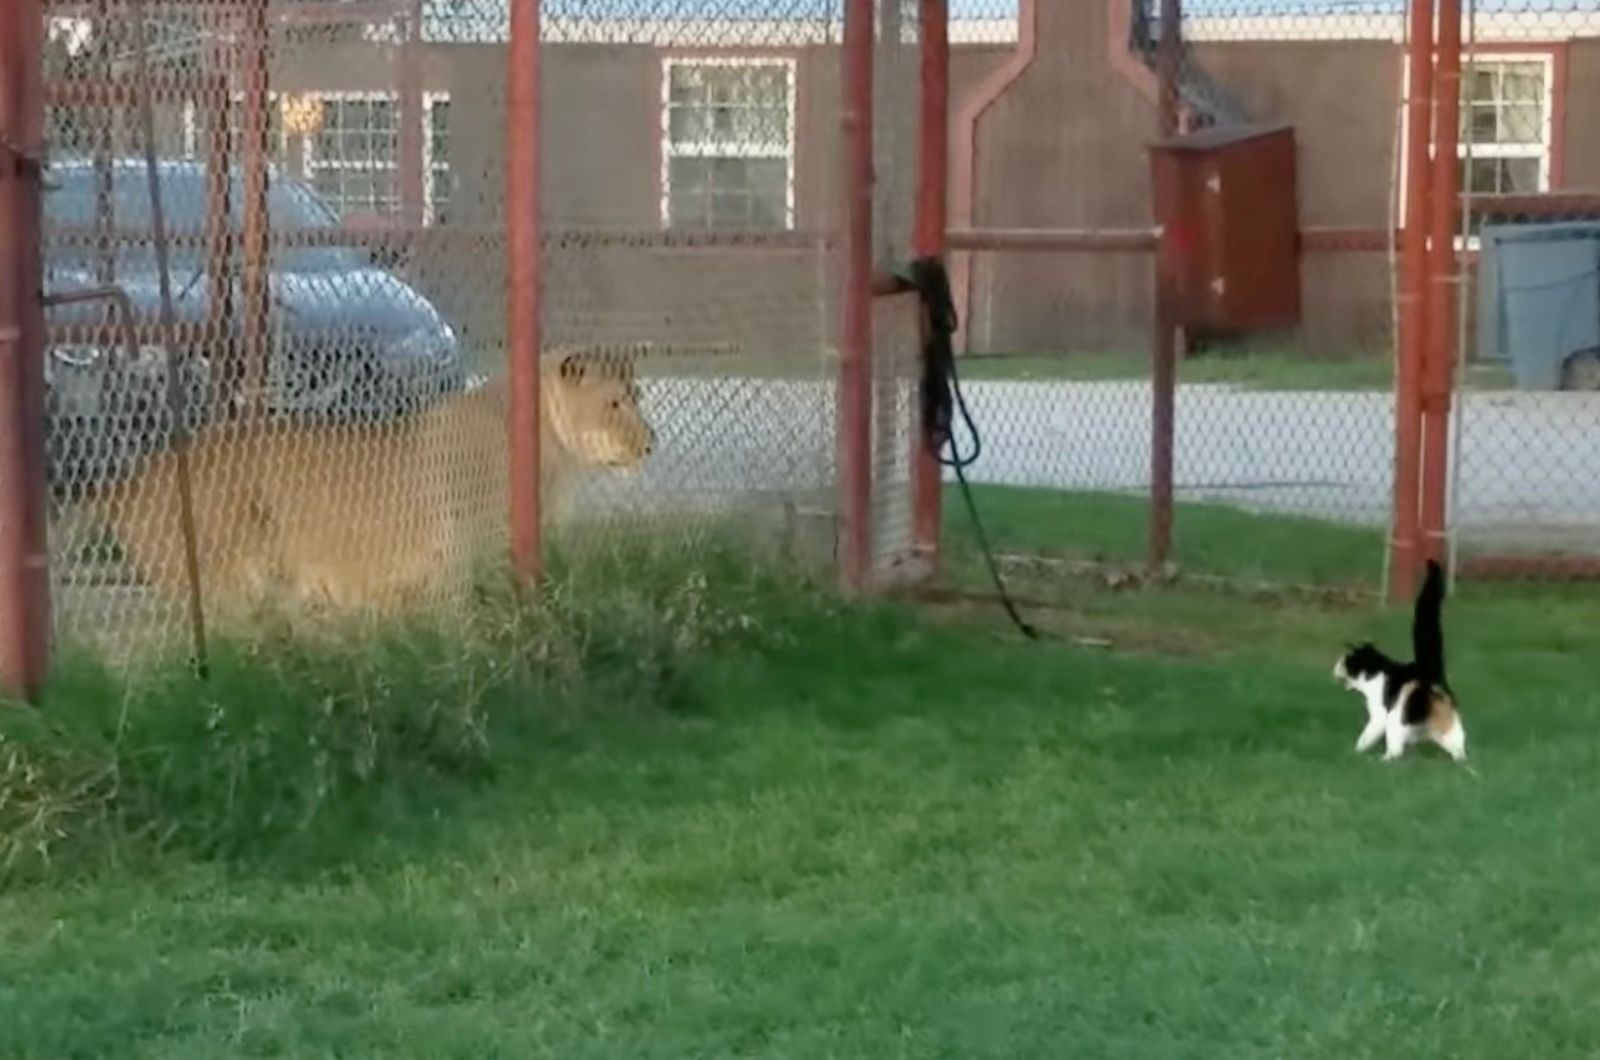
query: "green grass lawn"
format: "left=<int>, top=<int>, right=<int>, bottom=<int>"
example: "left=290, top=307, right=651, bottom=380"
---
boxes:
left=954, top=350, right=1517, bottom=392
left=3, top=531, right=1599, bottom=1056
left=944, top=484, right=1386, bottom=591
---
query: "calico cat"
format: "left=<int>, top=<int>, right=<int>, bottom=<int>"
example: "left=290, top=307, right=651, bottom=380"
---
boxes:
left=1333, top=559, right=1467, bottom=763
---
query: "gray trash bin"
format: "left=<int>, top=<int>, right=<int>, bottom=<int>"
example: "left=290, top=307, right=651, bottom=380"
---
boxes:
left=1477, top=221, right=1600, bottom=390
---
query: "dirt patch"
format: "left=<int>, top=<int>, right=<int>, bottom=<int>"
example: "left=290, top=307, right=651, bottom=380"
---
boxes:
left=987, top=553, right=1377, bottom=610
left=917, top=593, right=1228, bottom=658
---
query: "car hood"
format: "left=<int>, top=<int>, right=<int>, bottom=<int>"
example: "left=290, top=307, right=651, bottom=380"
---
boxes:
left=44, top=262, right=452, bottom=344
left=270, top=267, right=452, bottom=341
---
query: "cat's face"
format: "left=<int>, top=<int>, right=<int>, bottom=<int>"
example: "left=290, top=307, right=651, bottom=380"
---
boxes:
left=1333, top=642, right=1387, bottom=690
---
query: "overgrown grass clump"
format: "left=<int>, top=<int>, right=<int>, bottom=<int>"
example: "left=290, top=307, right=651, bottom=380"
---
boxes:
left=0, top=542, right=809, bottom=883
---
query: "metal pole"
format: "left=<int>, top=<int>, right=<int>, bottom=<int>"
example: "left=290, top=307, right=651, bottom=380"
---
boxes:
left=911, top=0, right=949, bottom=580
left=92, top=0, right=115, bottom=289
left=1422, top=0, right=1462, bottom=571
left=132, top=0, right=210, bottom=677
left=202, top=29, right=234, bottom=418
left=839, top=0, right=876, bottom=594
left=1149, top=0, right=1181, bottom=572
left=240, top=0, right=271, bottom=414
left=0, top=0, right=51, bottom=699
left=1389, top=0, right=1436, bottom=602
left=506, top=0, right=543, bottom=583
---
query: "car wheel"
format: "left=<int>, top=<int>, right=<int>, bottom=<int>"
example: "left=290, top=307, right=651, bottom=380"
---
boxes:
left=1560, top=349, right=1600, bottom=392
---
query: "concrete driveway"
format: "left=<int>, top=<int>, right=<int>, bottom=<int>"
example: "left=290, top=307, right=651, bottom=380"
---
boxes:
left=607, top=376, right=1600, bottom=555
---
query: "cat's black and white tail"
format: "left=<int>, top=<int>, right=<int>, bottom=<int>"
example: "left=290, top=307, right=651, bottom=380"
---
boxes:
left=1409, top=558, right=1467, bottom=763
left=1411, top=558, right=1447, bottom=690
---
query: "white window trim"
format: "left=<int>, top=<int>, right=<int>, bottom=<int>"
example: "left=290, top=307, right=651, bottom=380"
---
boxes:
left=181, top=91, right=288, bottom=159
left=300, top=90, right=452, bottom=225
left=181, top=90, right=451, bottom=224
left=423, top=94, right=451, bottom=224
left=1396, top=51, right=1555, bottom=250
left=659, top=56, right=798, bottom=232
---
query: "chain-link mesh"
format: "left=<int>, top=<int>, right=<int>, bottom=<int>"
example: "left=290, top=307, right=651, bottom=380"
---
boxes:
left=34, top=0, right=925, bottom=660
left=931, top=0, right=1408, bottom=590
left=935, top=0, right=1600, bottom=591
left=31, top=0, right=1599, bottom=665
left=40, top=1, right=525, bottom=658
left=1449, top=2, right=1600, bottom=578
left=1166, top=0, right=1403, bottom=578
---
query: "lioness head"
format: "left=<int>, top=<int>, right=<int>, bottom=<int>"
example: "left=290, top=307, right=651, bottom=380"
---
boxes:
left=544, top=349, right=655, bottom=468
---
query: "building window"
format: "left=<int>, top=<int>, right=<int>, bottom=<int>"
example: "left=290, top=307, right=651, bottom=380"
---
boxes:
left=186, top=92, right=452, bottom=224
left=1398, top=52, right=1556, bottom=243
left=1460, top=58, right=1551, bottom=197
left=306, top=95, right=401, bottom=217
left=303, top=93, right=450, bottom=223
left=427, top=98, right=452, bottom=224
left=661, top=58, right=795, bottom=230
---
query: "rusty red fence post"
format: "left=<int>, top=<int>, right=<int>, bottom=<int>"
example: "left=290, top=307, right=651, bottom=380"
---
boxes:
left=0, top=0, right=51, bottom=699
left=1148, top=0, right=1181, bottom=572
left=506, top=0, right=543, bottom=583
left=1389, top=0, right=1436, bottom=602
left=1422, top=0, right=1463, bottom=572
left=838, top=0, right=876, bottom=594
left=911, top=0, right=949, bottom=579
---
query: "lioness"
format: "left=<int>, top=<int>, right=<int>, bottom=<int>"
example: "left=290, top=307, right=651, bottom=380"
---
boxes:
left=75, top=349, right=654, bottom=617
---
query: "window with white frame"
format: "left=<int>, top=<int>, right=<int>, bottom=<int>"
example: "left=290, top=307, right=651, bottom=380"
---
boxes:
left=661, top=59, right=795, bottom=231
left=1460, top=58, right=1551, bottom=197
left=1398, top=53, right=1555, bottom=241
left=427, top=98, right=452, bottom=223
left=307, top=95, right=402, bottom=215
left=305, top=93, right=452, bottom=222
left=184, top=92, right=452, bottom=224
left=181, top=93, right=287, bottom=167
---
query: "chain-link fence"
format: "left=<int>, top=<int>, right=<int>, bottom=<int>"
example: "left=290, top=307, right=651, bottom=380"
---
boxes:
left=928, top=0, right=1408, bottom=594
left=11, top=0, right=931, bottom=672
left=1163, top=0, right=1405, bottom=587
left=39, top=0, right=536, bottom=659
left=1449, top=3, right=1600, bottom=579
left=8, top=0, right=1599, bottom=682
left=924, top=0, right=1600, bottom=597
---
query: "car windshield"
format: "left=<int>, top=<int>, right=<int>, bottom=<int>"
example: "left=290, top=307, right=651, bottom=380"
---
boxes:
left=43, top=161, right=365, bottom=275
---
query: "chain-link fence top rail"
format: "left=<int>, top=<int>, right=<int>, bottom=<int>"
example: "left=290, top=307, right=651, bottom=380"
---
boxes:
left=37, top=0, right=936, bottom=658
